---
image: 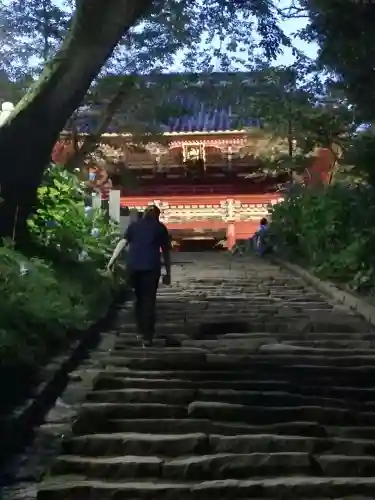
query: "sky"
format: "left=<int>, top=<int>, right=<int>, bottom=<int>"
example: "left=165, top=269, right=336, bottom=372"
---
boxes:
left=276, top=16, right=318, bottom=66
left=272, top=0, right=318, bottom=66
left=168, top=8, right=318, bottom=72
left=7, top=0, right=318, bottom=77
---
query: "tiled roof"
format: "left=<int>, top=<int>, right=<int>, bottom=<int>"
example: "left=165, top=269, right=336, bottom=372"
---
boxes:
left=72, top=72, right=261, bottom=134
left=164, top=103, right=259, bottom=133
left=76, top=103, right=260, bottom=133
left=74, top=104, right=259, bottom=134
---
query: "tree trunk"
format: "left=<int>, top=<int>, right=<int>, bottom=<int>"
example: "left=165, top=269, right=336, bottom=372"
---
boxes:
left=326, top=142, right=342, bottom=184
left=42, top=0, right=50, bottom=62
left=66, top=77, right=135, bottom=171
left=287, top=138, right=293, bottom=157
left=72, top=118, right=79, bottom=155
left=0, top=0, right=155, bottom=240
left=287, top=118, right=293, bottom=157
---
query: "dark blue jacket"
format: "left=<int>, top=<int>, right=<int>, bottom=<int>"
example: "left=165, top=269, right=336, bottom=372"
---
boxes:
left=125, top=217, right=170, bottom=271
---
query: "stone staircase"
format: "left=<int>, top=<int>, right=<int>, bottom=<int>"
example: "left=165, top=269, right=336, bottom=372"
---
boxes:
left=37, top=253, right=375, bottom=499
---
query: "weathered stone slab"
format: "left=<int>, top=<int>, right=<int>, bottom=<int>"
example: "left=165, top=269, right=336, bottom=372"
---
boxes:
left=52, top=454, right=163, bottom=478
left=64, top=432, right=208, bottom=457
left=86, top=388, right=196, bottom=405
left=163, top=452, right=312, bottom=479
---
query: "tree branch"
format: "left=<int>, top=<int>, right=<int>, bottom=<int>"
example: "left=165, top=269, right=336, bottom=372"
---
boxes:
left=66, top=76, right=136, bottom=169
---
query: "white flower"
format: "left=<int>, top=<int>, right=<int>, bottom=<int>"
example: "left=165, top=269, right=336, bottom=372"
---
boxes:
left=20, top=262, right=28, bottom=276
left=91, top=227, right=100, bottom=238
left=78, top=250, right=88, bottom=262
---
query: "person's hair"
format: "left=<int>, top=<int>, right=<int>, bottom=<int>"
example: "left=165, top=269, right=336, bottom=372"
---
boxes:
left=145, top=205, right=161, bottom=218
left=260, top=217, right=268, bottom=226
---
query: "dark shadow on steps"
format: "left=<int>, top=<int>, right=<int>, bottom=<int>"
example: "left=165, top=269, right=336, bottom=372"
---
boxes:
left=198, top=320, right=249, bottom=338
left=0, top=288, right=130, bottom=486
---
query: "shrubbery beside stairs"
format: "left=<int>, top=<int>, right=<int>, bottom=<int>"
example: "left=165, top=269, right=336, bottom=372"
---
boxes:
left=0, top=165, right=125, bottom=413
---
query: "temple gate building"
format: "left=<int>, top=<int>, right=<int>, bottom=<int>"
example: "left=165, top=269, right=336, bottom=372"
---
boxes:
left=56, top=73, right=293, bottom=248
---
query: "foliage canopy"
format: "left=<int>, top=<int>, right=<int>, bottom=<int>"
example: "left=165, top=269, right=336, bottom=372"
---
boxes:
left=284, top=0, right=375, bottom=121
left=270, top=184, right=375, bottom=295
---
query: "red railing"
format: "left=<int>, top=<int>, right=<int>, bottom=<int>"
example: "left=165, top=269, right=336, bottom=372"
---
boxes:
left=122, top=183, right=282, bottom=197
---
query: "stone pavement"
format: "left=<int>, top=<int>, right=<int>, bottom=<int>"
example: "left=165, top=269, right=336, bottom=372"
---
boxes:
left=33, top=253, right=375, bottom=498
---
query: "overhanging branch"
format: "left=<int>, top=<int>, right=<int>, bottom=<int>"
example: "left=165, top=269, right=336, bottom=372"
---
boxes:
left=66, top=77, right=136, bottom=169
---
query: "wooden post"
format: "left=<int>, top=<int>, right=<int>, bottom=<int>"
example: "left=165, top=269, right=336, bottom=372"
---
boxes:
left=227, top=223, right=236, bottom=249
left=92, top=192, right=102, bottom=209
left=109, top=189, right=121, bottom=223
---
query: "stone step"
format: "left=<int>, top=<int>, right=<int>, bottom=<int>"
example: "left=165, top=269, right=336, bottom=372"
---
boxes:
left=85, top=387, right=359, bottom=409
left=162, top=452, right=375, bottom=480
left=189, top=389, right=362, bottom=408
left=51, top=451, right=336, bottom=480
left=63, top=432, right=208, bottom=457
left=90, top=368, right=375, bottom=387
left=112, top=335, right=372, bottom=350
left=208, top=347, right=375, bottom=356
left=218, top=331, right=372, bottom=339
left=111, top=343, right=375, bottom=357
left=52, top=454, right=163, bottom=478
left=37, top=476, right=375, bottom=499
left=181, top=338, right=375, bottom=350
left=281, top=339, right=375, bottom=348
left=122, top=323, right=371, bottom=334
left=72, top=417, right=329, bottom=437
left=160, top=299, right=333, bottom=307
left=94, top=354, right=375, bottom=371
left=93, top=376, right=291, bottom=391
left=63, top=431, right=375, bottom=458
left=111, top=347, right=204, bottom=355
left=76, top=400, right=375, bottom=426
left=99, top=351, right=207, bottom=363
left=114, top=333, right=189, bottom=344
left=187, top=401, right=375, bottom=425
left=108, top=348, right=375, bottom=363
left=207, top=352, right=375, bottom=364
left=34, top=255, right=375, bottom=500
left=86, top=388, right=196, bottom=405
left=179, top=303, right=334, bottom=311
left=79, top=402, right=188, bottom=419
left=210, top=433, right=375, bottom=455
left=124, top=319, right=371, bottom=333
left=92, top=376, right=375, bottom=401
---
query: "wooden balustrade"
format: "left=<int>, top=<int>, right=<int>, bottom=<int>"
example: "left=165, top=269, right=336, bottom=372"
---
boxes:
left=122, top=183, right=277, bottom=196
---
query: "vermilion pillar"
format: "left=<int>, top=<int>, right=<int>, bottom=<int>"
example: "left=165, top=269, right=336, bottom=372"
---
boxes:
left=226, top=222, right=236, bottom=249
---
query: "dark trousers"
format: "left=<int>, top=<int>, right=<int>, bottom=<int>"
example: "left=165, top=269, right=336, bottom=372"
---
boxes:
left=129, top=270, right=160, bottom=341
